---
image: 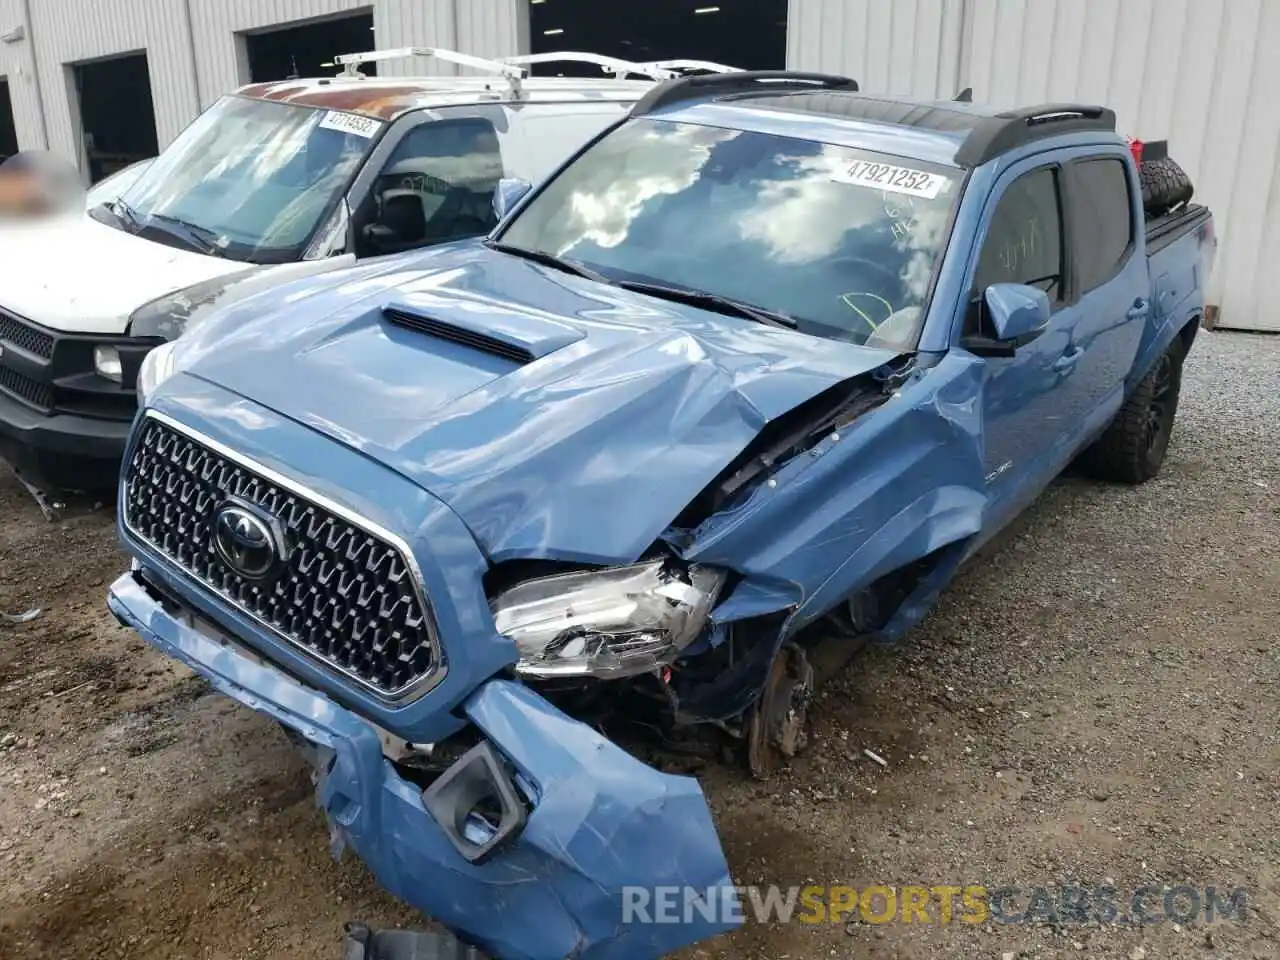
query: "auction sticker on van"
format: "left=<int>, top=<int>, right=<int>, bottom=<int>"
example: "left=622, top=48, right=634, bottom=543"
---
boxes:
left=833, top=160, right=949, bottom=199
left=318, top=110, right=384, bottom=139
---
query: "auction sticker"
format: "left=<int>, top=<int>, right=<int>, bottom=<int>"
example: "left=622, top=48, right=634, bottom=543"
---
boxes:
left=318, top=110, right=384, bottom=139
left=833, top=160, right=949, bottom=199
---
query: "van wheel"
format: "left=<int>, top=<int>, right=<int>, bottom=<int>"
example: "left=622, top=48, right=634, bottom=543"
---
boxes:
left=1141, top=157, right=1194, bottom=217
left=1080, top=344, right=1183, bottom=484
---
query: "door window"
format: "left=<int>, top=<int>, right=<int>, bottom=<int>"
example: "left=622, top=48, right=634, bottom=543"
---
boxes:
left=1070, top=158, right=1133, bottom=292
left=358, top=117, right=504, bottom=256
left=973, top=166, right=1064, bottom=303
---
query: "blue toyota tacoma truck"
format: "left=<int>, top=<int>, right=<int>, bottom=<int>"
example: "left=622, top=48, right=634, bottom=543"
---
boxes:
left=108, top=72, right=1215, bottom=959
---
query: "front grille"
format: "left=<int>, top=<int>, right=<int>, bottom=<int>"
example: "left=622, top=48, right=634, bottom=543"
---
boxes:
left=0, top=310, right=55, bottom=359
left=122, top=416, right=442, bottom=697
left=0, top=364, right=54, bottom=410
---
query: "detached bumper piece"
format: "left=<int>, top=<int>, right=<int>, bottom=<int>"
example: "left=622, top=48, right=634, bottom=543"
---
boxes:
left=343, top=922, right=490, bottom=960
left=108, top=571, right=739, bottom=960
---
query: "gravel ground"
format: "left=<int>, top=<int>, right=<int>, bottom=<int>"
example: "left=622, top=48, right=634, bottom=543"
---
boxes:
left=0, top=329, right=1276, bottom=960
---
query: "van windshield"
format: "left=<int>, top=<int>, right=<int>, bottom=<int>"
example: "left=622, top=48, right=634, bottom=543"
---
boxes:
left=497, top=118, right=962, bottom=350
left=113, top=95, right=382, bottom=263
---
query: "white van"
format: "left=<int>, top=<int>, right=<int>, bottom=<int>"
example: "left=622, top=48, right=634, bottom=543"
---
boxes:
left=0, top=49, right=734, bottom=492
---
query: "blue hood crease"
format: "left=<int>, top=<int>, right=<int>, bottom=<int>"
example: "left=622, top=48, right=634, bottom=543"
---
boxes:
left=171, top=242, right=901, bottom=565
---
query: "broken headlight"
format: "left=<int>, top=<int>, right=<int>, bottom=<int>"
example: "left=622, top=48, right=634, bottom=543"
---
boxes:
left=490, top=560, right=725, bottom=680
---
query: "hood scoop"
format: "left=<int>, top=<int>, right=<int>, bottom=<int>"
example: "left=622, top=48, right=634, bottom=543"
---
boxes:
left=383, top=298, right=585, bottom=365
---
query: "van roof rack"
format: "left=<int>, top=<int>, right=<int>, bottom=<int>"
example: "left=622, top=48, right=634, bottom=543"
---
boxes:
left=641, top=59, right=741, bottom=75
left=954, top=103, right=1117, bottom=165
left=327, top=46, right=526, bottom=81
left=631, top=70, right=859, bottom=116
left=324, top=47, right=738, bottom=98
left=501, top=52, right=741, bottom=80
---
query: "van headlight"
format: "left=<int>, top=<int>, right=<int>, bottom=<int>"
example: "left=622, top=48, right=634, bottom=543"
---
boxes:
left=136, top=340, right=179, bottom=405
left=93, top=345, right=123, bottom=382
left=490, top=560, right=725, bottom=679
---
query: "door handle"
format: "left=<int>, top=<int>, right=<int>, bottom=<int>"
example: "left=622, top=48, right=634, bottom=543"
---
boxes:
left=1127, top=298, right=1151, bottom=320
left=1053, top=347, right=1084, bottom=373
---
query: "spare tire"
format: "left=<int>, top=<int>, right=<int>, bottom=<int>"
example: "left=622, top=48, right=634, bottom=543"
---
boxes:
left=1141, top=156, right=1194, bottom=217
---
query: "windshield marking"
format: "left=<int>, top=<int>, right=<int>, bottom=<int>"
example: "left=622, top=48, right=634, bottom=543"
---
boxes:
left=832, top=159, right=950, bottom=199
left=318, top=110, right=384, bottom=139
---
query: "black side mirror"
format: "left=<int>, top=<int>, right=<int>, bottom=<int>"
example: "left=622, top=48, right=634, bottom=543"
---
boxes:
left=961, top=283, right=1051, bottom=357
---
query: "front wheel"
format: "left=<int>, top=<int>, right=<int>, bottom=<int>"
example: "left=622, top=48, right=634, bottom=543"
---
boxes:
left=1079, top=343, right=1184, bottom=484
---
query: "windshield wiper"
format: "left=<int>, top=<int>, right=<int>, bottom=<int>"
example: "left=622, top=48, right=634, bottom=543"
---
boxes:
left=145, top=213, right=224, bottom=257
left=614, top=280, right=798, bottom=330
left=486, top=241, right=611, bottom=284
left=112, top=198, right=141, bottom=232
left=486, top=243, right=797, bottom=330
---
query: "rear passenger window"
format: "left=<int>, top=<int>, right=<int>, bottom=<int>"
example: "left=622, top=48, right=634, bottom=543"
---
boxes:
left=973, top=166, right=1064, bottom=303
left=1072, top=158, right=1133, bottom=292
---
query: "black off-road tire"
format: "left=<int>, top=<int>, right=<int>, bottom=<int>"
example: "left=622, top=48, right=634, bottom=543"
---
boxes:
left=1079, top=343, right=1184, bottom=484
left=1141, top=157, right=1194, bottom=217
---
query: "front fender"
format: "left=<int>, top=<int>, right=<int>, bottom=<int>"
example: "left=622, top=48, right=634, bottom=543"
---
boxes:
left=685, top=351, right=988, bottom=635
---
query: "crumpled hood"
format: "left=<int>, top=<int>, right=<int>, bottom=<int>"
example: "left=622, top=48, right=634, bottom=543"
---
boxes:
left=173, top=242, right=900, bottom=564
left=0, top=212, right=244, bottom=333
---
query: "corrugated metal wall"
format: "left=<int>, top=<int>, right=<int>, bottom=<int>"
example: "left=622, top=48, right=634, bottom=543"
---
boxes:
left=787, top=0, right=1280, bottom=332
left=15, top=0, right=200, bottom=158
left=188, top=0, right=382, bottom=105
left=0, top=0, right=46, bottom=150
left=787, top=0, right=965, bottom=100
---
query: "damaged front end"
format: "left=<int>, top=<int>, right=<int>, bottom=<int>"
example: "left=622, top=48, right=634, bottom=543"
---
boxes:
left=109, top=262, right=990, bottom=957
left=108, top=570, right=738, bottom=960
left=509, top=349, right=989, bottom=780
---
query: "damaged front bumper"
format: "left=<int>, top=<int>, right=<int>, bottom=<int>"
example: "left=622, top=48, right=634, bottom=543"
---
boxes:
left=108, top=570, right=739, bottom=960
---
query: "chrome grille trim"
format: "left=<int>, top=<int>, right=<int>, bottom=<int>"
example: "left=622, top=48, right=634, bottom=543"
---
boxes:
left=121, top=409, right=447, bottom=701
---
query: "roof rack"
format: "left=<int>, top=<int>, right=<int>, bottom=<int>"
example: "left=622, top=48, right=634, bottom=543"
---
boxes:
left=327, top=46, right=526, bottom=81
left=324, top=47, right=729, bottom=98
left=631, top=70, right=859, bottom=116
left=499, top=51, right=680, bottom=80
left=641, top=59, right=741, bottom=75
left=954, top=102, right=1117, bottom=166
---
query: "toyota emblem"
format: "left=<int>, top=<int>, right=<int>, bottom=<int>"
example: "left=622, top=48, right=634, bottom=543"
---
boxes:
left=213, top=501, right=284, bottom=580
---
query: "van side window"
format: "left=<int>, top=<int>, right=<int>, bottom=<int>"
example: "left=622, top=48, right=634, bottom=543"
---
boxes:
left=1071, top=158, right=1133, bottom=292
left=359, top=117, right=504, bottom=256
left=973, top=166, right=1064, bottom=304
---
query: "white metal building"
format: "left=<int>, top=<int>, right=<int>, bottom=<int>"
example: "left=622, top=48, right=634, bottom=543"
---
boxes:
left=0, top=0, right=1274, bottom=331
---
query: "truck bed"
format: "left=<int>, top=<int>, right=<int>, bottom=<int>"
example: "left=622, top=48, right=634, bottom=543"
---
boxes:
left=1146, top=203, right=1211, bottom=255
left=1145, top=202, right=1213, bottom=329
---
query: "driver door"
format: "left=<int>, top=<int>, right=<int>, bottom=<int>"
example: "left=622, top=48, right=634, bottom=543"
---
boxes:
left=966, top=156, right=1092, bottom=527
left=352, top=114, right=507, bottom=259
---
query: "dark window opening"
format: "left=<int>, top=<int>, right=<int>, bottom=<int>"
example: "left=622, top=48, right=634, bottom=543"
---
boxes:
left=74, top=54, right=160, bottom=184
left=529, top=0, right=789, bottom=74
left=357, top=117, right=504, bottom=257
left=1071, top=158, right=1133, bottom=293
left=0, top=80, right=17, bottom=160
left=974, top=166, right=1064, bottom=304
left=246, top=10, right=376, bottom=83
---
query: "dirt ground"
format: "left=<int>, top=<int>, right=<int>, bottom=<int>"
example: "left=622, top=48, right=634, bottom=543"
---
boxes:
left=0, top=330, right=1276, bottom=960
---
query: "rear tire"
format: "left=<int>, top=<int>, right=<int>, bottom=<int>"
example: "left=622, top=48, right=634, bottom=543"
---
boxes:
left=1079, top=343, right=1184, bottom=485
left=1141, top=157, right=1194, bottom=217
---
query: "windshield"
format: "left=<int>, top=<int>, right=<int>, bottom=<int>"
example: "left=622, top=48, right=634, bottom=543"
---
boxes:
left=116, top=95, right=381, bottom=263
left=498, top=118, right=962, bottom=349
